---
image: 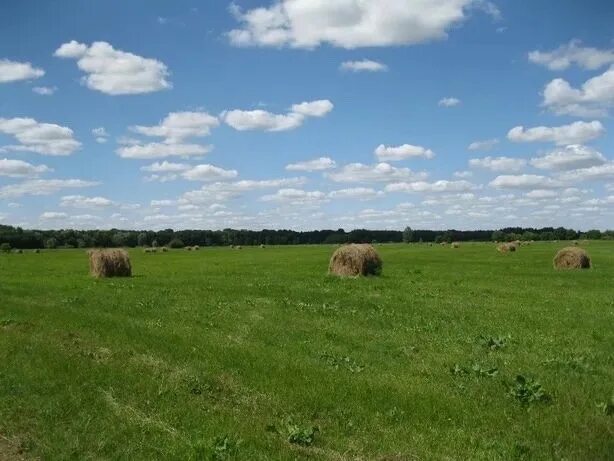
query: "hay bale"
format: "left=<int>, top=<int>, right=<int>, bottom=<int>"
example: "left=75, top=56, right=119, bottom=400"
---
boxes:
left=497, top=243, right=516, bottom=253
left=33, top=249, right=41, bottom=254
left=161, top=247, right=168, bottom=252
left=235, top=245, right=242, bottom=250
left=451, top=242, right=460, bottom=248
left=88, top=249, right=132, bottom=278
left=328, top=244, right=382, bottom=277
left=186, top=246, right=193, bottom=251
left=193, top=245, right=200, bottom=251
left=260, top=244, right=266, bottom=248
left=553, top=247, right=591, bottom=270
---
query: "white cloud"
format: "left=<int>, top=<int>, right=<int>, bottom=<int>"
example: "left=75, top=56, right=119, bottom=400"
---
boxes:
left=0, top=59, right=44, bottom=83
left=182, top=177, right=306, bottom=204
left=438, top=97, right=461, bottom=107
left=116, top=143, right=211, bottom=159
left=286, top=156, right=336, bottom=171
left=327, top=162, right=427, bottom=183
left=328, top=187, right=383, bottom=200
left=141, top=161, right=191, bottom=173
left=228, top=0, right=490, bottom=49
left=222, top=99, right=333, bottom=131
left=489, top=174, right=564, bottom=190
left=54, top=40, right=171, bottom=95
left=541, top=67, right=614, bottom=117
left=129, top=111, right=219, bottom=143
left=60, top=195, right=114, bottom=208
left=386, top=180, right=476, bottom=193
left=0, top=117, right=81, bottom=155
left=469, top=156, right=527, bottom=173
left=340, top=59, right=388, bottom=72
left=528, top=40, right=614, bottom=71
left=40, top=211, right=68, bottom=221
left=0, top=159, right=51, bottom=177
left=32, top=86, right=57, bottom=95
left=468, top=138, right=499, bottom=151
left=558, top=163, right=614, bottom=182
left=374, top=144, right=435, bottom=161
left=0, top=179, right=98, bottom=199
left=530, top=145, right=606, bottom=171
left=182, top=164, right=238, bottom=181
left=507, top=120, right=604, bottom=145
left=453, top=170, right=473, bottom=178
left=261, top=188, right=328, bottom=206
left=92, top=126, right=109, bottom=143
left=525, top=189, right=558, bottom=199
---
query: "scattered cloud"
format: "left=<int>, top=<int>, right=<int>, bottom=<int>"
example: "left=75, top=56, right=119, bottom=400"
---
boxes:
left=261, top=188, right=328, bottom=206
left=222, top=99, right=333, bottom=131
left=558, top=163, right=614, bottom=182
left=453, top=170, right=473, bottom=178
left=60, top=195, right=114, bottom=208
left=182, top=164, right=238, bottom=181
left=438, top=97, right=461, bottom=107
left=340, top=59, right=388, bottom=72
left=0, top=59, right=44, bottom=83
left=528, top=40, right=614, bottom=71
left=468, top=138, right=499, bottom=151
left=182, top=178, right=306, bottom=204
left=0, top=179, right=98, bottom=199
left=469, top=156, right=527, bottom=172
left=541, top=66, right=614, bottom=117
left=116, top=142, right=211, bottom=159
left=141, top=161, right=191, bottom=173
left=530, top=144, right=607, bottom=171
left=54, top=40, right=171, bottom=95
left=327, top=162, right=427, bottom=183
left=0, top=158, right=51, bottom=177
left=386, top=180, right=476, bottom=193
left=507, top=120, right=604, bottom=145
left=129, top=111, right=219, bottom=142
left=286, top=156, right=336, bottom=171
left=32, top=86, right=57, bottom=95
left=489, top=174, right=564, bottom=190
left=228, top=0, right=492, bottom=49
left=40, top=211, right=68, bottom=221
left=92, top=126, right=109, bottom=143
left=0, top=117, right=81, bottom=155
left=374, top=144, right=435, bottom=161
left=328, top=187, right=383, bottom=200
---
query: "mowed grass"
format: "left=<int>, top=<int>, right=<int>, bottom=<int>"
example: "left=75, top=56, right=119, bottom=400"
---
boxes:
left=0, top=243, right=613, bottom=460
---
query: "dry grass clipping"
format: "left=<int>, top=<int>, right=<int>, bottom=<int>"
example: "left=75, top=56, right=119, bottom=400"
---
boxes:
left=553, top=247, right=591, bottom=270
left=88, top=249, right=132, bottom=278
left=328, top=244, right=382, bottom=277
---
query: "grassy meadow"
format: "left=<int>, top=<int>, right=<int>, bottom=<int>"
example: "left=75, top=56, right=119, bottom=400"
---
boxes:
left=0, top=242, right=613, bottom=460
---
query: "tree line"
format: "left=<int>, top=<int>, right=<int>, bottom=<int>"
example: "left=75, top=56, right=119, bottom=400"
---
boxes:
left=0, top=224, right=612, bottom=250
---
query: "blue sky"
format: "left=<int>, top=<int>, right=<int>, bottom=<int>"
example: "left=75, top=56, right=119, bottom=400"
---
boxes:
left=1, top=0, right=613, bottom=231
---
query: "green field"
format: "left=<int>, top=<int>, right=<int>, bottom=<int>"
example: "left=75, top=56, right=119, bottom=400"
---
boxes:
left=1, top=243, right=613, bottom=460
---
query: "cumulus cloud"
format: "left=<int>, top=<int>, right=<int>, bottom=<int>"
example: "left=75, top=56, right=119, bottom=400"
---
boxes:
left=60, top=195, right=114, bottom=208
left=0, top=179, right=98, bottom=199
left=558, top=163, right=614, bottom=182
left=327, top=162, right=427, bottom=183
left=53, top=40, right=171, bottom=95
left=129, top=111, right=219, bottom=143
left=528, top=40, right=614, bottom=71
left=468, top=138, right=499, bottom=151
left=32, top=86, right=57, bottom=95
left=489, top=174, right=564, bottom=190
left=541, top=67, right=614, bottom=117
left=181, top=164, right=238, bottom=181
left=117, top=143, right=211, bottom=159
left=40, top=211, right=68, bottom=221
left=0, top=117, right=81, bottom=155
left=141, top=161, right=191, bottom=173
left=328, top=187, right=383, bottom=200
left=438, top=97, right=461, bottom=107
left=261, top=188, right=328, bottom=206
left=222, top=99, right=333, bottom=131
left=469, top=156, right=527, bottom=173
left=182, top=178, right=306, bottom=204
left=530, top=145, right=606, bottom=171
left=374, top=144, right=435, bottom=161
left=507, top=120, right=604, bottom=145
left=386, top=180, right=476, bottom=193
left=0, top=59, right=44, bottom=83
left=0, top=159, right=51, bottom=177
left=340, top=59, right=388, bottom=72
left=92, top=126, right=109, bottom=143
left=228, top=0, right=493, bottom=49
left=286, top=156, right=336, bottom=171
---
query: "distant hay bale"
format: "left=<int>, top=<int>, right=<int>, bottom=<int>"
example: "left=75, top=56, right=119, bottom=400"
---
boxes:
left=572, top=240, right=579, bottom=246
left=88, top=249, right=132, bottom=278
left=328, top=243, right=382, bottom=277
left=553, top=247, right=591, bottom=270
left=186, top=246, right=193, bottom=251
left=230, top=245, right=235, bottom=249
left=428, top=243, right=433, bottom=247
left=14, top=249, right=23, bottom=254
left=260, top=244, right=266, bottom=248
left=451, top=242, right=460, bottom=248
left=193, top=245, right=200, bottom=250
left=33, top=249, right=40, bottom=254
left=497, top=243, right=516, bottom=253
left=161, top=247, right=168, bottom=252
left=144, top=248, right=157, bottom=254
left=509, top=241, right=520, bottom=250
left=440, top=242, right=447, bottom=246
left=235, top=245, right=242, bottom=250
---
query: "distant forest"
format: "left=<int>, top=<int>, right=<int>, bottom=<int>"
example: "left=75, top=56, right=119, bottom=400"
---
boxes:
left=0, top=224, right=612, bottom=250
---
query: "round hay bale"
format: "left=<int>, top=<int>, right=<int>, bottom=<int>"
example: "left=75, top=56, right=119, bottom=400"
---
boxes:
left=572, top=240, right=579, bottom=246
left=553, top=247, right=591, bottom=270
left=260, top=244, right=266, bottom=248
left=186, top=246, right=193, bottom=251
left=193, top=245, right=200, bottom=251
left=451, top=242, right=460, bottom=248
left=14, top=249, right=23, bottom=254
left=161, top=247, right=168, bottom=252
left=497, top=243, right=516, bottom=253
left=88, top=249, right=132, bottom=278
left=328, top=243, right=382, bottom=277
left=235, top=245, right=242, bottom=250
left=33, top=249, right=41, bottom=254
